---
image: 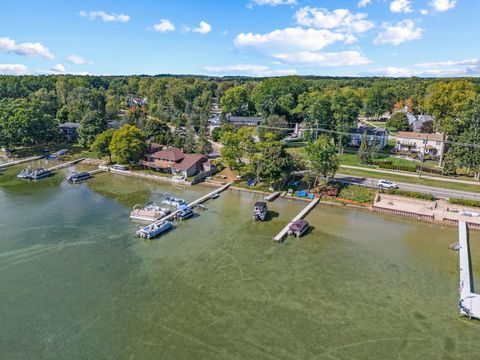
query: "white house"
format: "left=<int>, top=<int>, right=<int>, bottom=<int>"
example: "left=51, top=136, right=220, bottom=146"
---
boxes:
left=349, top=126, right=389, bottom=149
left=395, top=131, right=446, bottom=160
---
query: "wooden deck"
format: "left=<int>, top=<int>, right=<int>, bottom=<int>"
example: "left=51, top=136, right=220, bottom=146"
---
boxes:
left=1, top=155, right=44, bottom=168
left=459, top=221, right=480, bottom=319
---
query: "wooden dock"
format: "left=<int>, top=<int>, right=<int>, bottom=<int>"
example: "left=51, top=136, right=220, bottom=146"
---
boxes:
left=0, top=155, right=44, bottom=168
left=47, top=158, right=84, bottom=172
left=458, top=221, right=480, bottom=319
left=264, top=191, right=281, bottom=202
left=273, top=197, right=320, bottom=242
left=141, top=182, right=233, bottom=229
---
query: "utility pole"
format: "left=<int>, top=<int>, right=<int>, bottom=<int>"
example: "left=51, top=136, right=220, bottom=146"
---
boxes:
left=315, top=120, right=319, bottom=141
left=419, top=134, right=427, bottom=179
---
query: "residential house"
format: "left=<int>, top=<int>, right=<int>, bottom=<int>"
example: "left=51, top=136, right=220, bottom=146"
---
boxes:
left=349, top=126, right=389, bottom=149
left=395, top=131, right=446, bottom=160
left=58, top=123, right=80, bottom=142
left=127, top=97, right=147, bottom=107
left=396, top=107, right=434, bottom=132
left=227, top=115, right=263, bottom=127
left=140, top=147, right=210, bottom=178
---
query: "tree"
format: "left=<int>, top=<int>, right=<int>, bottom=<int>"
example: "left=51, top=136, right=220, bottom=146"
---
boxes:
left=330, top=89, right=362, bottom=152
left=144, top=118, right=170, bottom=140
left=183, top=127, right=197, bottom=153
left=257, top=144, right=295, bottom=188
left=423, top=80, right=476, bottom=135
left=258, top=115, right=289, bottom=140
left=196, top=130, right=213, bottom=155
left=306, top=135, right=339, bottom=186
left=78, top=110, right=107, bottom=147
left=91, top=129, right=116, bottom=162
left=387, top=112, right=410, bottom=131
left=220, top=84, right=255, bottom=116
left=109, top=124, right=146, bottom=164
left=358, top=131, right=373, bottom=165
left=442, top=149, right=457, bottom=176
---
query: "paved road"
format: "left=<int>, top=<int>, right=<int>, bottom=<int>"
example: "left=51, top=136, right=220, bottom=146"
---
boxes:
left=335, top=173, right=480, bottom=201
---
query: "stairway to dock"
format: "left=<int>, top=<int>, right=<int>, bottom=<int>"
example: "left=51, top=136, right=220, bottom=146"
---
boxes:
left=459, top=221, right=480, bottom=319
left=273, top=197, right=320, bottom=242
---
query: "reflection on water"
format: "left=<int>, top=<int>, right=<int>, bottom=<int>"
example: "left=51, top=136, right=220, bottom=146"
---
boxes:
left=0, top=164, right=480, bottom=359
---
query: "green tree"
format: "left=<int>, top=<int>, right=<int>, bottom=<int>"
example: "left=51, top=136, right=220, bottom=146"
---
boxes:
left=358, top=131, right=373, bottom=165
left=306, top=135, right=339, bottom=186
left=78, top=110, right=107, bottom=147
left=220, top=84, right=256, bottom=116
left=109, top=124, right=146, bottom=164
left=183, top=127, right=197, bottom=153
left=196, top=130, right=213, bottom=155
left=387, top=112, right=410, bottom=131
left=91, top=129, right=116, bottom=162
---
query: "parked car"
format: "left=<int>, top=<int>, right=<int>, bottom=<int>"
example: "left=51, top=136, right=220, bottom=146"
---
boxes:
left=111, top=164, right=128, bottom=171
left=378, top=179, right=398, bottom=189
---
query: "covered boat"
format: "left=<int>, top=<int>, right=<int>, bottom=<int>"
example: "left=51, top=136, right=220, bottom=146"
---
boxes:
left=252, top=201, right=268, bottom=221
left=67, top=171, right=92, bottom=183
left=175, top=204, right=194, bottom=221
left=30, top=168, right=51, bottom=180
left=47, top=149, right=68, bottom=160
left=288, top=219, right=309, bottom=237
left=130, top=202, right=171, bottom=222
left=162, top=196, right=186, bottom=208
left=135, top=220, right=173, bottom=239
left=17, top=168, right=33, bottom=179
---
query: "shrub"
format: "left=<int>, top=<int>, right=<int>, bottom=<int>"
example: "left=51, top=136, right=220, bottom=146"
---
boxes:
left=381, top=188, right=437, bottom=201
left=449, top=198, right=480, bottom=208
left=378, top=163, right=417, bottom=172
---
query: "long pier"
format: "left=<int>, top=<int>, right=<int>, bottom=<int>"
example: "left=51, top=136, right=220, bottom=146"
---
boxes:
left=459, top=221, right=480, bottom=319
left=47, top=158, right=84, bottom=172
left=273, top=197, right=320, bottom=242
left=0, top=155, right=44, bottom=168
left=142, top=182, right=233, bottom=227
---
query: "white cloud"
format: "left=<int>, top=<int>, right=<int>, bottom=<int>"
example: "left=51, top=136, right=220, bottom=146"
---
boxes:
left=192, top=21, right=212, bottom=34
left=0, top=37, right=54, bottom=59
left=362, top=59, right=480, bottom=77
left=273, top=50, right=371, bottom=67
left=295, top=7, right=374, bottom=33
left=0, top=64, right=29, bottom=75
left=249, top=0, right=297, bottom=6
left=358, top=0, right=373, bottom=7
left=50, top=64, right=66, bottom=74
left=203, top=64, right=297, bottom=77
left=430, top=0, right=457, bottom=12
left=80, top=11, right=130, bottom=23
left=153, top=19, right=176, bottom=33
left=390, top=0, right=412, bottom=13
left=235, top=27, right=356, bottom=53
left=374, top=20, right=423, bottom=45
left=420, top=9, right=430, bottom=14
left=68, top=54, right=92, bottom=65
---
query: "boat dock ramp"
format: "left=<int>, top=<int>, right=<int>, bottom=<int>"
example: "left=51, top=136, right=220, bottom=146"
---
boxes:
left=46, top=158, right=85, bottom=172
left=1, top=155, right=44, bottom=168
left=264, top=191, right=281, bottom=202
left=458, top=221, right=480, bottom=319
left=273, top=198, right=320, bottom=242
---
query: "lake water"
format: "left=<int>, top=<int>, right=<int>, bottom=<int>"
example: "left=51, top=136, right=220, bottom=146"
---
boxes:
left=1, top=160, right=480, bottom=359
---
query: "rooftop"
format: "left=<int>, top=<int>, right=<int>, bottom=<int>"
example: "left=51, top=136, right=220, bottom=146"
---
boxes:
left=397, top=131, right=445, bottom=141
left=174, top=154, right=207, bottom=171
left=150, top=147, right=185, bottom=162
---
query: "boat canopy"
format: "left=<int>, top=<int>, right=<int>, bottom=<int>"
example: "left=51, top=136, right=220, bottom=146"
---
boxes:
left=178, top=204, right=189, bottom=211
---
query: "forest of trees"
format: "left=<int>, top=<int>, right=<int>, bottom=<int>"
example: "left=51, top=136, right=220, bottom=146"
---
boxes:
left=1, top=74, right=480, bottom=177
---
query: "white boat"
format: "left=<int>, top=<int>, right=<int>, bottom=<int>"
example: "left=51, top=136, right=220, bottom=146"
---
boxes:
left=17, top=168, right=32, bottom=179
left=252, top=202, right=268, bottom=221
left=30, top=168, right=51, bottom=180
left=130, top=202, right=171, bottom=222
left=67, top=171, right=92, bottom=183
left=161, top=196, right=186, bottom=208
left=136, top=221, right=173, bottom=239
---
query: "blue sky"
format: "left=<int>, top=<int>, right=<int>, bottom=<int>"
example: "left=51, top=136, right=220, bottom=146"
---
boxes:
left=0, top=0, right=478, bottom=77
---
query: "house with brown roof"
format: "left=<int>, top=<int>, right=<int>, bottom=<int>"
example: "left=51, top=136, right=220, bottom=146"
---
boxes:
left=140, top=147, right=209, bottom=178
left=395, top=132, right=446, bottom=159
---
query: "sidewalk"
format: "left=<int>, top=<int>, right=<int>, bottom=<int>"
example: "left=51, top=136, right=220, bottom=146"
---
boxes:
left=340, top=165, right=480, bottom=186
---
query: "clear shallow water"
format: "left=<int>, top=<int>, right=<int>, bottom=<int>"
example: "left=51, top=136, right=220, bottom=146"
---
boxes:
left=1, top=163, right=480, bottom=359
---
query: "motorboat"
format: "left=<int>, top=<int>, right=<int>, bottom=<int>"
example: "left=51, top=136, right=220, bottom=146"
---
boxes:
left=130, top=202, right=171, bottom=222
left=175, top=205, right=194, bottom=221
left=135, top=220, right=173, bottom=239
left=288, top=219, right=309, bottom=237
left=252, top=201, right=268, bottom=221
left=17, top=168, right=33, bottom=179
left=210, top=193, right=220, bottom=199
left=47, top=149, right=68, bottom=160
left=67, top=171, right=92, bottom=183
left=162, top=196, right=186, bottom=208
left=30, top=168, right=51, bottom=180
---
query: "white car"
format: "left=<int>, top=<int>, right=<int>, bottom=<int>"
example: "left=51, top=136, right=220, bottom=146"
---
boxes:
left=378, top=179, right=398, bottom=189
